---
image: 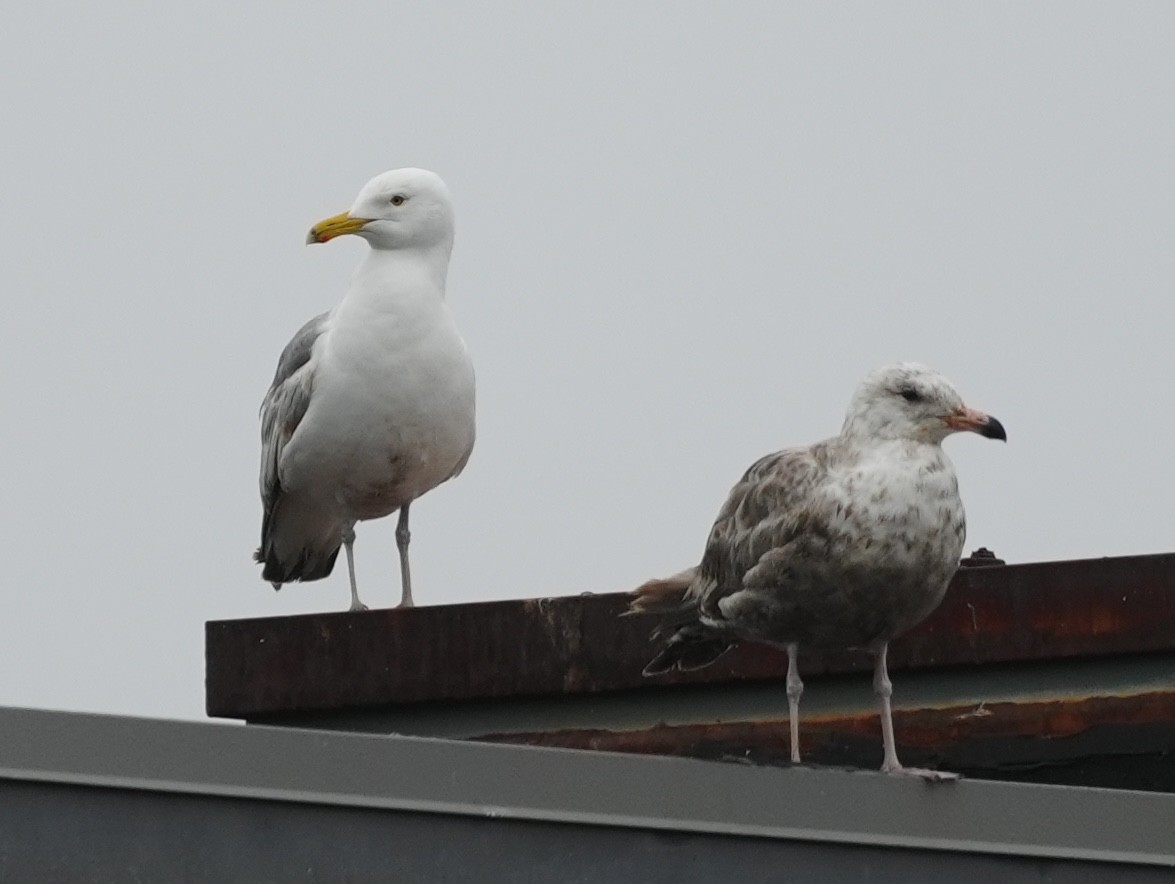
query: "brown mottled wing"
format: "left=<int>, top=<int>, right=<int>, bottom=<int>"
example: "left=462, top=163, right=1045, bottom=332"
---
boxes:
left=693, top=440, right=840, bottom=622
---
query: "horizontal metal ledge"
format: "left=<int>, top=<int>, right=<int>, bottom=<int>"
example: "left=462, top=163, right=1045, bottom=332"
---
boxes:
left=249, top=653, right=1175, bottom=791
left=249, top=652, right=1175, bottom=736
left=207, top=553, right=1175, bottom=718
left=1, top=706, right=1173, bottom=867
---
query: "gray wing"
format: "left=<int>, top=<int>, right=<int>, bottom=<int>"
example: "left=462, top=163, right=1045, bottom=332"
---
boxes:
left=258, top=312, right=329, bottom=521
left=693, top=440, right=840, bottom=620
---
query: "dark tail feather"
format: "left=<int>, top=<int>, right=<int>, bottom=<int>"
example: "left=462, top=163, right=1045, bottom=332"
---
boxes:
left=642, top=623, right=735, bottom=676
left=627, top=565, right=734, bottom=675
left=255, top=495, right=344, bottom=589
left=254, top=541, right=340, bottom=588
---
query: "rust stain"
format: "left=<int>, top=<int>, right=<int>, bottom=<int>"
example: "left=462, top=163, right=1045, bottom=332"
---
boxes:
left=208, top=552, right=1175, bottom=718
left=476, top=691, right=1175, bottom=761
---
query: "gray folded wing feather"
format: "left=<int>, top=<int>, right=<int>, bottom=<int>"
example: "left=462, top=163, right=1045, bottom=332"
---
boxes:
left=258, top=312, right=329, bottom=519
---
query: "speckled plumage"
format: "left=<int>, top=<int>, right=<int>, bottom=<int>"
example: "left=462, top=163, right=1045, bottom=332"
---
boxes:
left=630, top=362, right=1005, bottom=777
left=694, top=436, right=964, bottom=651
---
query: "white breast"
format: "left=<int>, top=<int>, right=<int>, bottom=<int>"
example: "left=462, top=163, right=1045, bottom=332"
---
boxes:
left=279, top=253, right=476, bottom=520
left=833, top=440, right=967, bottom=576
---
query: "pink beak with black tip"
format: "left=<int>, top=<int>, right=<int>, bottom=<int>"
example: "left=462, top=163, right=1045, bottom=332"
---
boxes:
left=946, top=406, right=1007, bottom=441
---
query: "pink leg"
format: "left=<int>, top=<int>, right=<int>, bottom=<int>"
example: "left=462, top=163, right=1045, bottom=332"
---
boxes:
left=786, top=644, right=802, bottom=763
left=873, top=643, right=958, bottom=782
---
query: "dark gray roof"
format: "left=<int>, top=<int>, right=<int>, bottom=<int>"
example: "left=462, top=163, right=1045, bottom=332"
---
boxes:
left=1, top=706, right=1172, bottom=881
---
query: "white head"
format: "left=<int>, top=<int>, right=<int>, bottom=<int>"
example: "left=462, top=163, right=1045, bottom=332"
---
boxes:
left=306, top=168, right=455, bottom=253
left=840, top=362, right=1006, bottom=446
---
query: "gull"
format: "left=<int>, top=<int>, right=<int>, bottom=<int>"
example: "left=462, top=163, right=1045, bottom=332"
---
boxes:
left=629, top=362, right=1005, bottom=778
left=255, top=168, right=475, bottom=611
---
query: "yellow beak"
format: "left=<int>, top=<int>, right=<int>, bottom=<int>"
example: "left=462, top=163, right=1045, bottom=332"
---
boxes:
left=306, top=211, right=371, bottom=244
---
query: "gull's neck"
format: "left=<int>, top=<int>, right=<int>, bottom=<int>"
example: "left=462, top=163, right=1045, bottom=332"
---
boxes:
left=356, top=241, right=453, bottom=296
left=839, top=421, right=944, bottom=454
left=840, top=416, right=892, bottom=445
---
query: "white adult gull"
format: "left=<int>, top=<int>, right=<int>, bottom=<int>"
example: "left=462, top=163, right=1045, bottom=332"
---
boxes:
left=628, top=362, right=1005, bottom=779
left=255, top=168, right=476, bottom=611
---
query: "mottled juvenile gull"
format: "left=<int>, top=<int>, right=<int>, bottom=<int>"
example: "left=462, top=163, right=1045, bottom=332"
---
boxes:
left=255, top=168, right=475, bottom=611
left=628, top=363, right=1005, bottom=779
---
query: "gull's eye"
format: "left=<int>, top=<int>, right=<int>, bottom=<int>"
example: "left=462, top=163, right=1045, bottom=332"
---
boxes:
left=390, top=194, right=406, bottom=206
left=899, top=387, right=922, bottom=403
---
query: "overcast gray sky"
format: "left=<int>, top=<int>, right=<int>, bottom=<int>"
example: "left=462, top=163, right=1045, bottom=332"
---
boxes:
left=2, top=2, right=1173, bottom=721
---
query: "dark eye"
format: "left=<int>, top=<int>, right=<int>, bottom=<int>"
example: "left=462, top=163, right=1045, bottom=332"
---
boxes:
left=899, top=387, right=922, bottom=403
left=390, top=195, right=406, bottom=206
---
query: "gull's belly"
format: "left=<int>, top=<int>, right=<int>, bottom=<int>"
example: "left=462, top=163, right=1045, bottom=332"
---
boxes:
left=812, top=465, right=967, bottom=645
left=281, top=322, right=476, bottom=521
left=735, top=551, right=962, bottom=651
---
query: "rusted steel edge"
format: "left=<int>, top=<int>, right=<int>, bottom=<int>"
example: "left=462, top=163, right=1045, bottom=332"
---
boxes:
left=207, top=552, right=1175, bottom=718
left=475, top=690, right=1175, bottom=770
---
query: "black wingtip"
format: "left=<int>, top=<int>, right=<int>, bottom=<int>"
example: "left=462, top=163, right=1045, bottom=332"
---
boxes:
left=641, top=652, right=677, bottom=678
left=257, top=544, right=341, bottom=586
left=641, top=625, right=734, bottom=677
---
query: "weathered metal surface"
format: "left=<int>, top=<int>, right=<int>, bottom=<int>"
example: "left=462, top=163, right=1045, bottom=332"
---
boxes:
left=475, top=690, right=1175, bottom=792
left=6, top=707, right=1175, bottom=874
left=12, top=777, right=1175, bottom=882
left=207, top=552, right=1175, bottom=718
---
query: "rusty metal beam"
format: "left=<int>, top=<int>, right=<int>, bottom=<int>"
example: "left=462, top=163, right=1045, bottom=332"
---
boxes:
left=476, top=691, right=1175, bottom=790
left=207, top=553, right=1175, bottom=719
left=241, top=649, right=1175, bottom=791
